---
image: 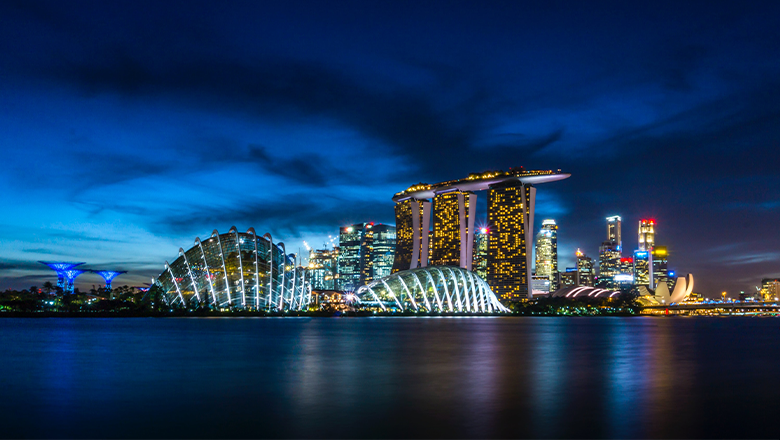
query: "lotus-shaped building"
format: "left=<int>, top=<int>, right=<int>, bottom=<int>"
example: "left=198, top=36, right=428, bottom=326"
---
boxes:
left=355, top=266, right=508, bottom=313
left=154, top=227, right=311, bottom=311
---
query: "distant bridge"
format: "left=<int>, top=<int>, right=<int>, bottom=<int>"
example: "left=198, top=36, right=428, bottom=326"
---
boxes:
left=642, top=301, right=780, bottom=315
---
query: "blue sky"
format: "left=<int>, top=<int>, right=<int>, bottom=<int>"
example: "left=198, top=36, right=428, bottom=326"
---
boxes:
left=1, top=1, right=779, bottom=296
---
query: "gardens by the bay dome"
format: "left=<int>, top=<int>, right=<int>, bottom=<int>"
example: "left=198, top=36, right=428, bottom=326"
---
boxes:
left=154, top=227, right=311, bottom=311
left=355, top=266, right=508, bottom=313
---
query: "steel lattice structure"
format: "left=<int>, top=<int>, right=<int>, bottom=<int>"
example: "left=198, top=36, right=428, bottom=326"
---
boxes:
left=356, top=266, right=508, bottom=313
left=154, top=227, right=311, bottom=311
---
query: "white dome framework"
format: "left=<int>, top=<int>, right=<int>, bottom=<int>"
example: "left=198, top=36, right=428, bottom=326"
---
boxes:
left=154, top=227, right=311, bottom=311
left=355, top=266, right=509, bottom=313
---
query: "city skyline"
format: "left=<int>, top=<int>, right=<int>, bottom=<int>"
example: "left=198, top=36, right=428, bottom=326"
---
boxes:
left=1, top=2, right=779, bottom=297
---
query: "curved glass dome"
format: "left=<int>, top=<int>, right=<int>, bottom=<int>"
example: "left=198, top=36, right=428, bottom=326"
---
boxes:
left=355, top=266, right=508, bottom=313
left=154, top=227, right=311, bottom=311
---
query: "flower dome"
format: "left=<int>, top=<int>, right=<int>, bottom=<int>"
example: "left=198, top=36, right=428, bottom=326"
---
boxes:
left=154, top=227, right=311, bottom=311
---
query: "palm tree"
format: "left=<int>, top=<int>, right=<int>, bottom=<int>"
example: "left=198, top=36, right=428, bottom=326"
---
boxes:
left=42, top=281, right=55, bottom=295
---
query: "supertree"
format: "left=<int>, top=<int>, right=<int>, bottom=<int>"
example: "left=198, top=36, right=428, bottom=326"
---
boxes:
left=91, top=270, right=127, bottom=290
left=63, top=269, right=88, bottom=293
left=38, top=262, right=85, bottom=289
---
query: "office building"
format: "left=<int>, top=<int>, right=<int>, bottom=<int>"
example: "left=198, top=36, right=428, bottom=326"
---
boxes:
left=633, top=250, right=652, bottom=286
left=613, top=257, right=635, bottom=289
left=308, top=248, right=338, bottom=290
left=760, top=278, right=780, bottom=301
left=559, top=268, right=579, bottom=288
left=473, top=227, right=489, bottom=280
left=531, top=275, right=551, bottom=294
left=618, top=257, right=634, bottom=275
left=638, top=219, right=655, bottom=251
left=606, top=215, right=622, bottom=251
left=666, top=270, right=676, bottom=290
left=652, top=246, right=668, bottom=289
left=576, top=249, right=595, bottom=287
left=371, top=224, right=396, bottom=280
left=338, top=223, right=374, bottom=290
left=535, top=219, right=558, bottom=291
left=598, top=241, right=621, bottom=288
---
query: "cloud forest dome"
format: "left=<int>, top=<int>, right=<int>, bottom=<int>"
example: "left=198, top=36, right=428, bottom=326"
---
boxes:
left=154, top=227, right=311, bottom=311
left=356, top=266, right=508, bottom=313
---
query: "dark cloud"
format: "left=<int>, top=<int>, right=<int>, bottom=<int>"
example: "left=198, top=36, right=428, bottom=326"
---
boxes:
left=154, top=198, right=394, bottom=240
left=247, top=144, right=337, bottom=187
left=0, top=1, right=779, bottom=294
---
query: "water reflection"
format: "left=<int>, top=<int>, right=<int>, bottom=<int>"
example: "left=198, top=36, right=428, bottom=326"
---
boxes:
left=606, top=318, right=648, bottom=438
left=530, top=319, right=566, bottom=437
left=0, top=317, right=776, bottom=438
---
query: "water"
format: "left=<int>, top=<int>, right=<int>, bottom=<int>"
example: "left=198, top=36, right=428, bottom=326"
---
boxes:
left=0, top=317, right=776, bottom=438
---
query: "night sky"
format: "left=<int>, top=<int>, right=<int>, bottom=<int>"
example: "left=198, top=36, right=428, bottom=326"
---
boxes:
left=1, top=1, right=778, bottom=297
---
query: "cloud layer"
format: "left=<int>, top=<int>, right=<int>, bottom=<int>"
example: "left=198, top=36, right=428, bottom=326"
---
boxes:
left=1, top=1, right=778, bottom=295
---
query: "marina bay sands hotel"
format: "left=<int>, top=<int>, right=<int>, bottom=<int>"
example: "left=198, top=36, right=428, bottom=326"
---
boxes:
left=391, top=167, right=570, bottom=301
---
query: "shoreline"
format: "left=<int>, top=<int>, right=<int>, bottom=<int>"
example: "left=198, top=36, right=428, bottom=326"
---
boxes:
left=0, top=311, right=657, bottom=318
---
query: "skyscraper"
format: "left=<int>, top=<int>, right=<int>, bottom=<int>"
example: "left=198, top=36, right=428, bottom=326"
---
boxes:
left=430, top=191, right=476, bottom=269
left=638, top=219, right=655, bottom=251
left=652, top=246, right=668, bottom=289
left=598, top=241, right=621, bottom=288
left=487, top=181, right=536, bottom=301
left=472, top=227, right=489, bottom=280
left=607, top=215, right=622, bottom=251
left=371, top=224, right=396, bottom=280
left=308, top=248, right=338, bottom=290
left=337, top=223, right=373, bottom=290
left=633, top=250, right=652, bottom=286
left=576, top=249, right=594, bottom=287
left=535, top=219, right=558, bottom=291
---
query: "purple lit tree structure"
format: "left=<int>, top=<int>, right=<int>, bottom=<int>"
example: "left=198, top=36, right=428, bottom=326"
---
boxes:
left=92, top=270, right=127, bottom=290
left=63, top=269, right=87, bottom=293
left=38, top=262, right=85, bottom=290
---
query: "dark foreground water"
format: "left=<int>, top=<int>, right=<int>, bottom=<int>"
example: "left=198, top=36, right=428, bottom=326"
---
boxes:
left=0, top=317, right=777, bottom=439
